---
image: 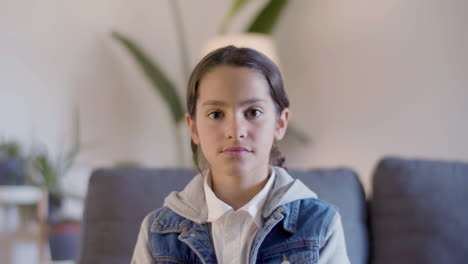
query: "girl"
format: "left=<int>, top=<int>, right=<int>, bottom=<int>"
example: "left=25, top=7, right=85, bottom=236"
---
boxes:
left=132, top=46, right=349, bottom=264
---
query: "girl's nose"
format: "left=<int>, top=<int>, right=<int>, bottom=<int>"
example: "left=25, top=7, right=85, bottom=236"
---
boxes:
left=226, top=115, right=246, bottom=140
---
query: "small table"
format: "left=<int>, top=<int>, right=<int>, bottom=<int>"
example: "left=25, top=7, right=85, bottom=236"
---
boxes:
left=0, top=185, right=49, bottom=263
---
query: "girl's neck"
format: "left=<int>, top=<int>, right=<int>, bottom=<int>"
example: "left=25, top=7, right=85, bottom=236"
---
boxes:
left=210, top=165, right=271, bottom=210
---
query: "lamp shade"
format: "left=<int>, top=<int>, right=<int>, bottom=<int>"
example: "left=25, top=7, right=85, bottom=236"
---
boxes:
left=200, top=33, right=281, bottom=69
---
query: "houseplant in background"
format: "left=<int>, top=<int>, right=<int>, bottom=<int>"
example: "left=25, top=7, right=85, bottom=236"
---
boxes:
left=0, top=138, right=27, bottom=185
left=111, top=0, right=308, bottom=167
left=29, top=109, right=83, bottom=261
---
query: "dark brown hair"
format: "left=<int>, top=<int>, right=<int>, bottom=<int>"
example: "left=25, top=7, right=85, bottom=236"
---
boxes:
left=186, top=45, right=289, bottom=173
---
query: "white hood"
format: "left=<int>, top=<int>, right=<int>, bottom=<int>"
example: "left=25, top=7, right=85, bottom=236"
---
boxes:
left=163, top=166, right=318, bottom=224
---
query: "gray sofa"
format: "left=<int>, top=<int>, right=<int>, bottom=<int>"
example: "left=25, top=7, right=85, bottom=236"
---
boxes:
left=77, top=156, right=468, bottom=264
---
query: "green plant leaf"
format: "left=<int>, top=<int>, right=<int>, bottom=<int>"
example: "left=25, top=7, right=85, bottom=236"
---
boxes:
left=246, top=0, right=288, bottom=34
left=219, top=0, right=251, bottom=34
left=0, top=138, right=21, bottom=158
left=112, top=31, right=185, bottom=124
left=34, top=153, right=61, bottom=197
left=62, top=106, right=80, bottom=174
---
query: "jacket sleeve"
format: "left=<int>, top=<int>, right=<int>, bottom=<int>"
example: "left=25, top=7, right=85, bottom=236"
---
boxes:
left=131, top=213, right=155, bottom=264
left=318, top=212, right=350, bottom=264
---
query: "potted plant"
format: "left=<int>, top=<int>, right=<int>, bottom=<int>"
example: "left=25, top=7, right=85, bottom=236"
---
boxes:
left=0, top=138, right=27, bottom=185
left=29, top=110, right=83, bottom=261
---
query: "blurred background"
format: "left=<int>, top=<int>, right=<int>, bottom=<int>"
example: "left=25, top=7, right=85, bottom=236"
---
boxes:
left=1, top=0, right=467, bottom=263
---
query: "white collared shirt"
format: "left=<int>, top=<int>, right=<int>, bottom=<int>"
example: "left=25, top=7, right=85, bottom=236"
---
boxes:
left=203, top=168, right=276, bottom=264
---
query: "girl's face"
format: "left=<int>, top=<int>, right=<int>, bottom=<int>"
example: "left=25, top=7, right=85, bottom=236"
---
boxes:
left=186, top=66, right=289, bottom=175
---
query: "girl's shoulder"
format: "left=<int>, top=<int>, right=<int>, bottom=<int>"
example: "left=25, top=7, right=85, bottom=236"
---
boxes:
left=297, top=198, right=339, bottom=224
left=142, top=206, right=194, bottom=234
left=282, top=198, right=339, bottom=239
left=298, top=197, right=338, bottom=215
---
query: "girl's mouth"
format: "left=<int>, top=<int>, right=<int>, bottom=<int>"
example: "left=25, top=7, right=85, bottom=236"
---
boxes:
left=223, top=146, right=251, bottom=157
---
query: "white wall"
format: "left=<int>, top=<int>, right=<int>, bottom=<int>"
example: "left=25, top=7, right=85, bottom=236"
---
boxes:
left=275, top=0, right=468, bottom=194
left=1, top=0, right=467, bottom=206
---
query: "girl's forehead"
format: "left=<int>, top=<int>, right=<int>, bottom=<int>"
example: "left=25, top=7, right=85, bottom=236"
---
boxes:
left=198, top=66, right=270, bottom=101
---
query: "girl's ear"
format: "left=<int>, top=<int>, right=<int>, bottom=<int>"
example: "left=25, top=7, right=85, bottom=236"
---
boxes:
left=185, top=112, right=200, bottom=144
left=274, top=108, right=290, bottom=141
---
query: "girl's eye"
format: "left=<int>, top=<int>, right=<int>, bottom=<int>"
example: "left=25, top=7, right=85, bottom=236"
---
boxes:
left=246, top=109, right=262, bottom=118
left=208, top=111, right=223, bottom=119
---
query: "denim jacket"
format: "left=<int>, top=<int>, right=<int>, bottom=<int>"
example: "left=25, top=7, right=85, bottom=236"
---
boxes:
left=131, top=166, right=350, bottom=264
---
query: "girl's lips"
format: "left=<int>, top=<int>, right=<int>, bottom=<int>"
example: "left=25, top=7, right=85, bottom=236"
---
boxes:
left=223, top=150, right=249, bottom=157
left=224, top=146, right=250, bottom=152
left=222, top=146, right=251, bottom=157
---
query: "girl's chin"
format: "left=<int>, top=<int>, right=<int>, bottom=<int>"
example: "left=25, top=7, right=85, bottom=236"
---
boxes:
left=211, top=163, right=251, bottom=174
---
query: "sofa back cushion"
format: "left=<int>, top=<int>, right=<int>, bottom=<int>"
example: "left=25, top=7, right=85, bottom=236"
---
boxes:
left=371, top=157, right=468, bottom=264
left=78, top=167, right=368, bottom=264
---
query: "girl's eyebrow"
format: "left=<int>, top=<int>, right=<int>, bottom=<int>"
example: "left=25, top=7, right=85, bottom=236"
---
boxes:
left=201, top=98, right=266, bottom=107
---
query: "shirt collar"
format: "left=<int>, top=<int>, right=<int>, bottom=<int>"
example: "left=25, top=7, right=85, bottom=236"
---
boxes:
left=203, top=167, right=276, bottom=227
left=204, top=170, right=232, bottom=222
